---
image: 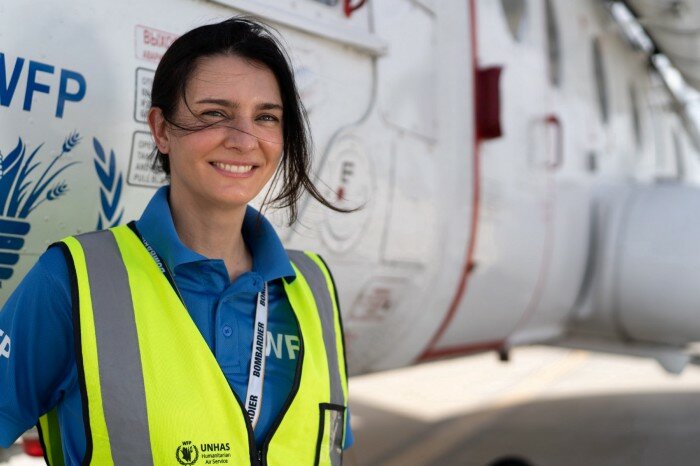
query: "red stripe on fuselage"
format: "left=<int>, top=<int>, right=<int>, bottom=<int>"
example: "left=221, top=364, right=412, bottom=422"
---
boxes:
left=417, top=0, right=482, bottom=360
left=418, top=340, right=503, bottom=362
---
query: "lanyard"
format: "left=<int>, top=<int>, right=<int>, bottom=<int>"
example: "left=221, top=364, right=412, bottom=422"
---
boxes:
left=130, top=222, right=270, bottom=429
left=130, top=222, right=185, bottom=304
left=245, top=283, right=268, bottom=429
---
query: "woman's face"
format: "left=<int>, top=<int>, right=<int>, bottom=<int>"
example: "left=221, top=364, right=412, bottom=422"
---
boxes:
left=158, top=54, right=284, bottom=210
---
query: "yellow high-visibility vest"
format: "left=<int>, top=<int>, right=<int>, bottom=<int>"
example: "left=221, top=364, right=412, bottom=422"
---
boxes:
left=38, top=224, right=349, bottom=466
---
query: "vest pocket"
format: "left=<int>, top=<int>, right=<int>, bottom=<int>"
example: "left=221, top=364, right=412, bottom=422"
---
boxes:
left=314, top=403, right=345, bottom=466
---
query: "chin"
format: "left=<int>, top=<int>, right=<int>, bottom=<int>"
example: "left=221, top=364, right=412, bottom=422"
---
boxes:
left=207, top=193, right=257, bottom=210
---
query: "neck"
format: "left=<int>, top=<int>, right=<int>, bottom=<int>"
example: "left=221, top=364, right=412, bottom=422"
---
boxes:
left=169, top=185, right=252, bottom=282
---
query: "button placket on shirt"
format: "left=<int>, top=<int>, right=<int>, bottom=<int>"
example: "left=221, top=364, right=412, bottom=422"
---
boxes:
left=214, top=271, right=266, bottom=371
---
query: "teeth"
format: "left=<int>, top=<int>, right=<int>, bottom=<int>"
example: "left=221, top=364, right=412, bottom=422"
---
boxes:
left=214, top=162, right=253, bottom=174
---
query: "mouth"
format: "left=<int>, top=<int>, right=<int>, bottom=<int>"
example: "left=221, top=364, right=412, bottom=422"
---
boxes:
left=211, top=162, right=255, bottom=174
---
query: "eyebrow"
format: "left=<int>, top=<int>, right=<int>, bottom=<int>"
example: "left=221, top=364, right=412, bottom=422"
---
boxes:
left=195, top=98, right=283, bottom=111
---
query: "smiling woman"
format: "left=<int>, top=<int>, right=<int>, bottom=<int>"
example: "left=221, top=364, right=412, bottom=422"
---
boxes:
left=148, top=18, right=344, bottom=226
left=0, top=17, right=353, bottom=466
left=149, top=54, right=287, bottom=273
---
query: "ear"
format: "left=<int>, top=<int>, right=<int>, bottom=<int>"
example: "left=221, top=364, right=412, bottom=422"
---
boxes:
left=148, top=107, right=170, bottom=154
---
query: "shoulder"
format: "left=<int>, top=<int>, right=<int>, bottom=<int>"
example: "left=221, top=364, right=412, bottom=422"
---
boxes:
left=285, top=250, right=329, bottom=269
left=1, top=245, right=73, bottom=329
left=11, top=245, right=71, bottom=307
left=39, top=243, right=72, bottom=278
left=286, top=250, right=337, bottom=288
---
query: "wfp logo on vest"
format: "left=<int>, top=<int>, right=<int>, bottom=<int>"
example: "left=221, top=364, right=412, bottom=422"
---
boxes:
left=176, top=440, right=199, bottom=465
left=177, top=440, right=232, bottom=465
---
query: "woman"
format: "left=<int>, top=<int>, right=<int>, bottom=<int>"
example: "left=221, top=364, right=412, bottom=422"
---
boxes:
left=0, top=17, right=352, bottom=465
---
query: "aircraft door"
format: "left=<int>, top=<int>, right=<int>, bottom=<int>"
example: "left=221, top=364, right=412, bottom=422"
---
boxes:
left=422, top=0, right=557, bottom=353
left=500, top=0, right=595, bottom=346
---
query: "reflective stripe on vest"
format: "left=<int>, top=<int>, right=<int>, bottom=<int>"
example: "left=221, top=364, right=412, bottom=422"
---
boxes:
left=37, top=225, right=348, bottom=466
left=286, top=251, right=345, bottom=409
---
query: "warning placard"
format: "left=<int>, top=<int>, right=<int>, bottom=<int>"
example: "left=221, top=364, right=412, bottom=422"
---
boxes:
left=128, top=131, right=167, bottom=188
left=134, top=68, right=154, bottom=123
left=135, top=25, right=178, bottom=64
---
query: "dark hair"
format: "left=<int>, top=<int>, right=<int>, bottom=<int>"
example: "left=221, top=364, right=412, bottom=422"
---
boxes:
left=150, top=17, right=347, bottom=225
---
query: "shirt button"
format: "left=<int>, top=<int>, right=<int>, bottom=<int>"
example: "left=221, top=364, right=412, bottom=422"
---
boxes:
left=222, top=325, right=233, bottom=338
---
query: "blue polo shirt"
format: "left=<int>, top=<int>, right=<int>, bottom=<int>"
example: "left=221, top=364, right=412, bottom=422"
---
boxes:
left=0, top=186, right=353, bottom=462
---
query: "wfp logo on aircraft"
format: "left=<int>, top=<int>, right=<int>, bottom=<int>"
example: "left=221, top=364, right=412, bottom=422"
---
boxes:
left=0, top=132, right=81, bottom=284
left=0, top=134, right=125, bottom=286
left=92, top=138, right=124, bottom=229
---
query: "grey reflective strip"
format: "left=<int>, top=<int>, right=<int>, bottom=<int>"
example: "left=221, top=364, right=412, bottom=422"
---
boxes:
left=287, top=250, right=344, bottom=406
left=76, top=231, right=154, bottom=465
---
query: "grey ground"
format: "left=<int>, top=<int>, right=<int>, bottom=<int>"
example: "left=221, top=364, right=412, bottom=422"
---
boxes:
left=346, top=347, right=700, bottom=466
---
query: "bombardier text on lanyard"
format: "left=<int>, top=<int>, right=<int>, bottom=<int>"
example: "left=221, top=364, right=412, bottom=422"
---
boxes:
left=245, top=283, right=268, bottom=429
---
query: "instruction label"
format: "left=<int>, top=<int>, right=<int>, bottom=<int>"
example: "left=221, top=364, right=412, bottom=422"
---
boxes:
left=128, top=131, right=166, bottom=188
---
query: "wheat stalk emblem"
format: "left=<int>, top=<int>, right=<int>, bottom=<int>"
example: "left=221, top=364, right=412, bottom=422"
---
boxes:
left=0, top=133, right=82, bottom=284
left=0, top=132, right=81, bottom=219
left=93, top=138, right=124, bottom=229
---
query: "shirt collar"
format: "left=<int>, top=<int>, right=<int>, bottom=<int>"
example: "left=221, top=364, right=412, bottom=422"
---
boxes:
left=136, top=186, right=296, bottom=282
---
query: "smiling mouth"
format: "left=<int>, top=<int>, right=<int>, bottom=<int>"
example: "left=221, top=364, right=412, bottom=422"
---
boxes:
left=212, top=162, right=254, bottom=174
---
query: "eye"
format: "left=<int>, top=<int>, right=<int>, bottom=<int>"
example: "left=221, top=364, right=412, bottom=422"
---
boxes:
left=257, top=114, right=281, bottom=123
left=202, top=110, right=226, bottom=118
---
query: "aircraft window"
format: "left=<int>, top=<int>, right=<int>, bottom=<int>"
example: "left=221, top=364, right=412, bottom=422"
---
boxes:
left=545, top=0, right=561, bottom=87
left=311, top=0, right=339, bottom=5
left=629, top=84, right=642, bottom=148
left=593, top=38, right=609, bottom=124
left=500, top=0, right=527, bottom=42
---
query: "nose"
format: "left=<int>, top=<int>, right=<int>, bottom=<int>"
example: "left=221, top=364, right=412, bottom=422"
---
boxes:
left=222, top=122, right=258, bottom=152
